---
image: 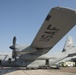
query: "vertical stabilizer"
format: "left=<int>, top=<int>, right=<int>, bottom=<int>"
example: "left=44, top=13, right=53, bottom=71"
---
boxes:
left=62, top=36, right=75, bottom=52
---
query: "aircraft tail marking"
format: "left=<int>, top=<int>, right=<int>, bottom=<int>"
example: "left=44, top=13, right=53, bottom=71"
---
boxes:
left=62, top=36, right=75, bottom=52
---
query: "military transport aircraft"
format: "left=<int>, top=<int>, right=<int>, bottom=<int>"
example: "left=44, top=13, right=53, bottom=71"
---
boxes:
left=57, top=36, right=76, bottom=63
left=0, top=6, right=76, bottom=69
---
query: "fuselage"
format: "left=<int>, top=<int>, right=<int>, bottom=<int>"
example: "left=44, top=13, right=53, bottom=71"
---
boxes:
left=0, top=44, right=75, bottom=68
left=0, top=51, right=68, bottom=68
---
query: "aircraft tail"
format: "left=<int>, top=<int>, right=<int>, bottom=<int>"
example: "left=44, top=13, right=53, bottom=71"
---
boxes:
left=62, top=36, right=76, bottom=52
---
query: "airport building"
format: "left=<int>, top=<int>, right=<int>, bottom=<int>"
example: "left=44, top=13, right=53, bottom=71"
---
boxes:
left=59, top=61, right=75, bottom=67
left=58, top=57, right=76, bottom=67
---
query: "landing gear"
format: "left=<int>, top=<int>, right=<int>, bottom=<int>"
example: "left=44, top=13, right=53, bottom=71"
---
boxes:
left=8, top=58, right=11, bottom=63
left=45, top=59, right=49, bottom=66
left=0, top=60, right=2, bottom=65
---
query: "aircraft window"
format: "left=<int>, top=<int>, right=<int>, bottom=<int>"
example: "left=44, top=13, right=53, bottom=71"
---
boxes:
left=45, top=15, right=51, bottom=21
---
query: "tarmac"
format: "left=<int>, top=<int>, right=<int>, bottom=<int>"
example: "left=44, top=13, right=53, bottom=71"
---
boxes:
left=0, top=67, right=76, bottom=75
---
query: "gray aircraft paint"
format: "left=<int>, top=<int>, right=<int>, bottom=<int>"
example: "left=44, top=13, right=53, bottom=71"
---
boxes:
left=0, top=7, right=76, bottom=68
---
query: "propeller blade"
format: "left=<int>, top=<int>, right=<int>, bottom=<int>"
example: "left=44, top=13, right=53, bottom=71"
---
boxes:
left=13, top=36, right=16, bottom=49
left=10, top=36, right=17, bottom=60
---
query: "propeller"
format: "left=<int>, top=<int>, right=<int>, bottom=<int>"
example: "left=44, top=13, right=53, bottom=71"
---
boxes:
left=9, top=36, right=37, bottom=60
left=9, top=36, right=17, bottom=60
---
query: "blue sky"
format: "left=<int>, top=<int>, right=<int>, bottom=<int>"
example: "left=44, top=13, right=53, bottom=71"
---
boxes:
left=0, top=0, right=76, bottom=53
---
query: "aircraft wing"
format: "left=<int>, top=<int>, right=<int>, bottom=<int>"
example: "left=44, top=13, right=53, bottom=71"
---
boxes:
left=31, top=7, right=76, bottom=51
